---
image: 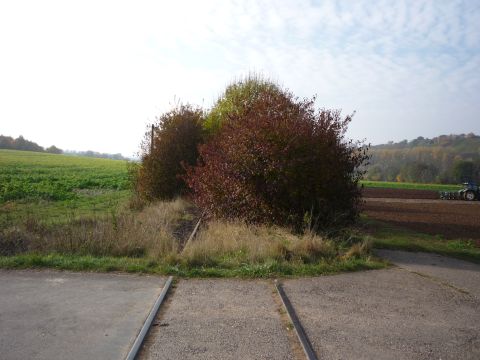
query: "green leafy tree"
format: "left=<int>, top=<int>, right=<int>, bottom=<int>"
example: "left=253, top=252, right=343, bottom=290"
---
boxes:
left=203, top=74, right=283, bottom=136
left=46, top=145, right=63, bottom=154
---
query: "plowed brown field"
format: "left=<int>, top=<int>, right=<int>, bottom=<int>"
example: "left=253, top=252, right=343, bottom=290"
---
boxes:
left=363, top=188, right=480, bottom=239
left=362, top=187, right=438, bottom=199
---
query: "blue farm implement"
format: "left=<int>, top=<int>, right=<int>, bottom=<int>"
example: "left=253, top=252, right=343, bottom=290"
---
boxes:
left=440, top=182, right=480, bottom=201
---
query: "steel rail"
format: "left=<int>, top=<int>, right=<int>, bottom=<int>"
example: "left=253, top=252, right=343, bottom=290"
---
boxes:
left=275, top=280, right=319, bottom=360
left=125, top=276, right=173, bottom=360
left=181, top=213, right=203, bottom=253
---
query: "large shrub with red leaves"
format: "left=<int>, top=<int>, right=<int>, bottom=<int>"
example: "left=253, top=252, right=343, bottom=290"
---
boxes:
left=186, top=85, right=368, bottom=230
left=133, top=104, right=204, bottom=201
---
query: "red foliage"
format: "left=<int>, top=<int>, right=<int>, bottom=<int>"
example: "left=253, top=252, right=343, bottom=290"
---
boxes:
left=186, top=90, right=368, bottom=230
left=134, top=105, right=204, bottom=200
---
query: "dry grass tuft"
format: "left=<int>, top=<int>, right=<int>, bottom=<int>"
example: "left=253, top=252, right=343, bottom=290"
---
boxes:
left=181, top=220, right=336, bottom=266
left=342, top=237, right=372, bottom=259
left=0, top=198, right=190, bottom=258
left=1, top=199, right=375, bottom=269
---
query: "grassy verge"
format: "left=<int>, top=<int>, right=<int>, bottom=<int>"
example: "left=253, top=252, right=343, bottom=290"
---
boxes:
left=0, top=200, right=387, bottom=277
left=360, top=180, right=461, bottom=191
left=0, top=253, right=386, bottom=278
left=362, top=217, right=480, bottom=264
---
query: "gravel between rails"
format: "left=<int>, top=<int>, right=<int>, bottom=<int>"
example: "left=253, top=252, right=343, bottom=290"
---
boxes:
left=139, top=279, right=295, bottom=360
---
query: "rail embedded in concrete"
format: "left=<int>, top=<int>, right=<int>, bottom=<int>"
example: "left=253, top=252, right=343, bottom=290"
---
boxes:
left=125, top=276, right=173, bottom=360
left=275, top=280, right=319, bottom=360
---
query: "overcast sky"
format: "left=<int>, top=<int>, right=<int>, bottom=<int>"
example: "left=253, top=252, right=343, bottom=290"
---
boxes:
left=1, top=0, right=479, bottom=157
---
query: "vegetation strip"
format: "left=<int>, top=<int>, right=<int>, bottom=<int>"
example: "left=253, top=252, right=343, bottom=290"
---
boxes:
left=125, top=276, right=173, bottom=360
left=0, top=254, right=386, bottom=278
left=275, top=280, right=318, bottom=360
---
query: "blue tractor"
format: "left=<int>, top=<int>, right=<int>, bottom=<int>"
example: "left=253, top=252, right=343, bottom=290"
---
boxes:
left=440, top=182, right=480, bottom=201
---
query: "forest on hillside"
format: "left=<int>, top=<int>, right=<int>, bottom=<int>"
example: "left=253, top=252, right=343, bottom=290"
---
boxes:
left=0, top=135, right=128, bottom=160
left=0, top=135, right=62, bottom=154
left=3, top=132, right=479, bottom=185
left=365, top=133, right=480, bottom=184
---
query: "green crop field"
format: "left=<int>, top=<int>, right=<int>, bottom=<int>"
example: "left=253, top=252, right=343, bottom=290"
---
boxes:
left=0, top=149, right=131, bottom=225
left=360, top=180, right=462, bottom=191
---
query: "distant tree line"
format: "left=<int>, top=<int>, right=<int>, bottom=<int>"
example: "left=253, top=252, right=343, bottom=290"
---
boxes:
left=0, top=134, right=129, bottom=160
left=64, top=150, right=128, bottom=161
left=365, top=133, right=480, bottom=184
left=0, top=135, right=62, bottom=154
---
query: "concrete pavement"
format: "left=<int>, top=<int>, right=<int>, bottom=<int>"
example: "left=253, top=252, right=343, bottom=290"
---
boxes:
left=283, top=268, right=480, bottom=359
left=2, top=250, right=479, bottom=360
left=376, top=249, right=480, bottom=298
left=0, top=270, right=166, bottom=360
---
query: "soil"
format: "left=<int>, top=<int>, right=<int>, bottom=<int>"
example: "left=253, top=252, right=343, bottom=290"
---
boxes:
left=362, top=187, right=438, bottom=199
left=362, top=189, right=480, bottom=239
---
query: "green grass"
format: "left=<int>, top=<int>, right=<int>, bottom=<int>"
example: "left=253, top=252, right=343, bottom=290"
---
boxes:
left=0, top=150, right=391, bottom=277
left=0, top=149, right=131, bottom=225
left=363, top=217, right=480, bottom=264
left=361, top=180, right=462, bottom=191
left=0, top=253, right=387, bottom=278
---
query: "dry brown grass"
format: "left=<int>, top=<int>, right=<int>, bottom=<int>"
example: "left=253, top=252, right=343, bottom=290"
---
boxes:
left=0, top=198, right=190, bottom=258
left=1, top=199, right=373, bottom=269
left=342, top=237, right=372, bottom=259
left=181, top=220, right=338, bottom=266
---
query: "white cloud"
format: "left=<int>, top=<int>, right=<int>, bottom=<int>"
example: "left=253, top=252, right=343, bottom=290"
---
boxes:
left=0, top=0, right=479, bottom=155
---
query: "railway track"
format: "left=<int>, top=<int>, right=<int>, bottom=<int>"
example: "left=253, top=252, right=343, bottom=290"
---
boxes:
left=126, top=277, right=317, bottom=360
left=128, top=196, right=478, bottom=359
left=125, top=217, right=318, bottom=360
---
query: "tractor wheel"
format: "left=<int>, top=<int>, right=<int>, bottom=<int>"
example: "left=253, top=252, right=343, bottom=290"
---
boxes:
left=465, top=191, right=476, bottom=201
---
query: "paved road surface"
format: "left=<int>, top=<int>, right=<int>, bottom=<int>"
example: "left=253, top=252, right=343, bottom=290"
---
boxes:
left=2, top=251, right=479, bottom=360
left=0, top=270, right=165, bottom=360
left=283, top=267, right=480, bottom=360
left=376, top=249, right=480, bottom=298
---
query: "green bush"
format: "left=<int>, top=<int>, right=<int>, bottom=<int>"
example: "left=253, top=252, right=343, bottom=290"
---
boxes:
left=204, top=74, right=283, bottom=135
